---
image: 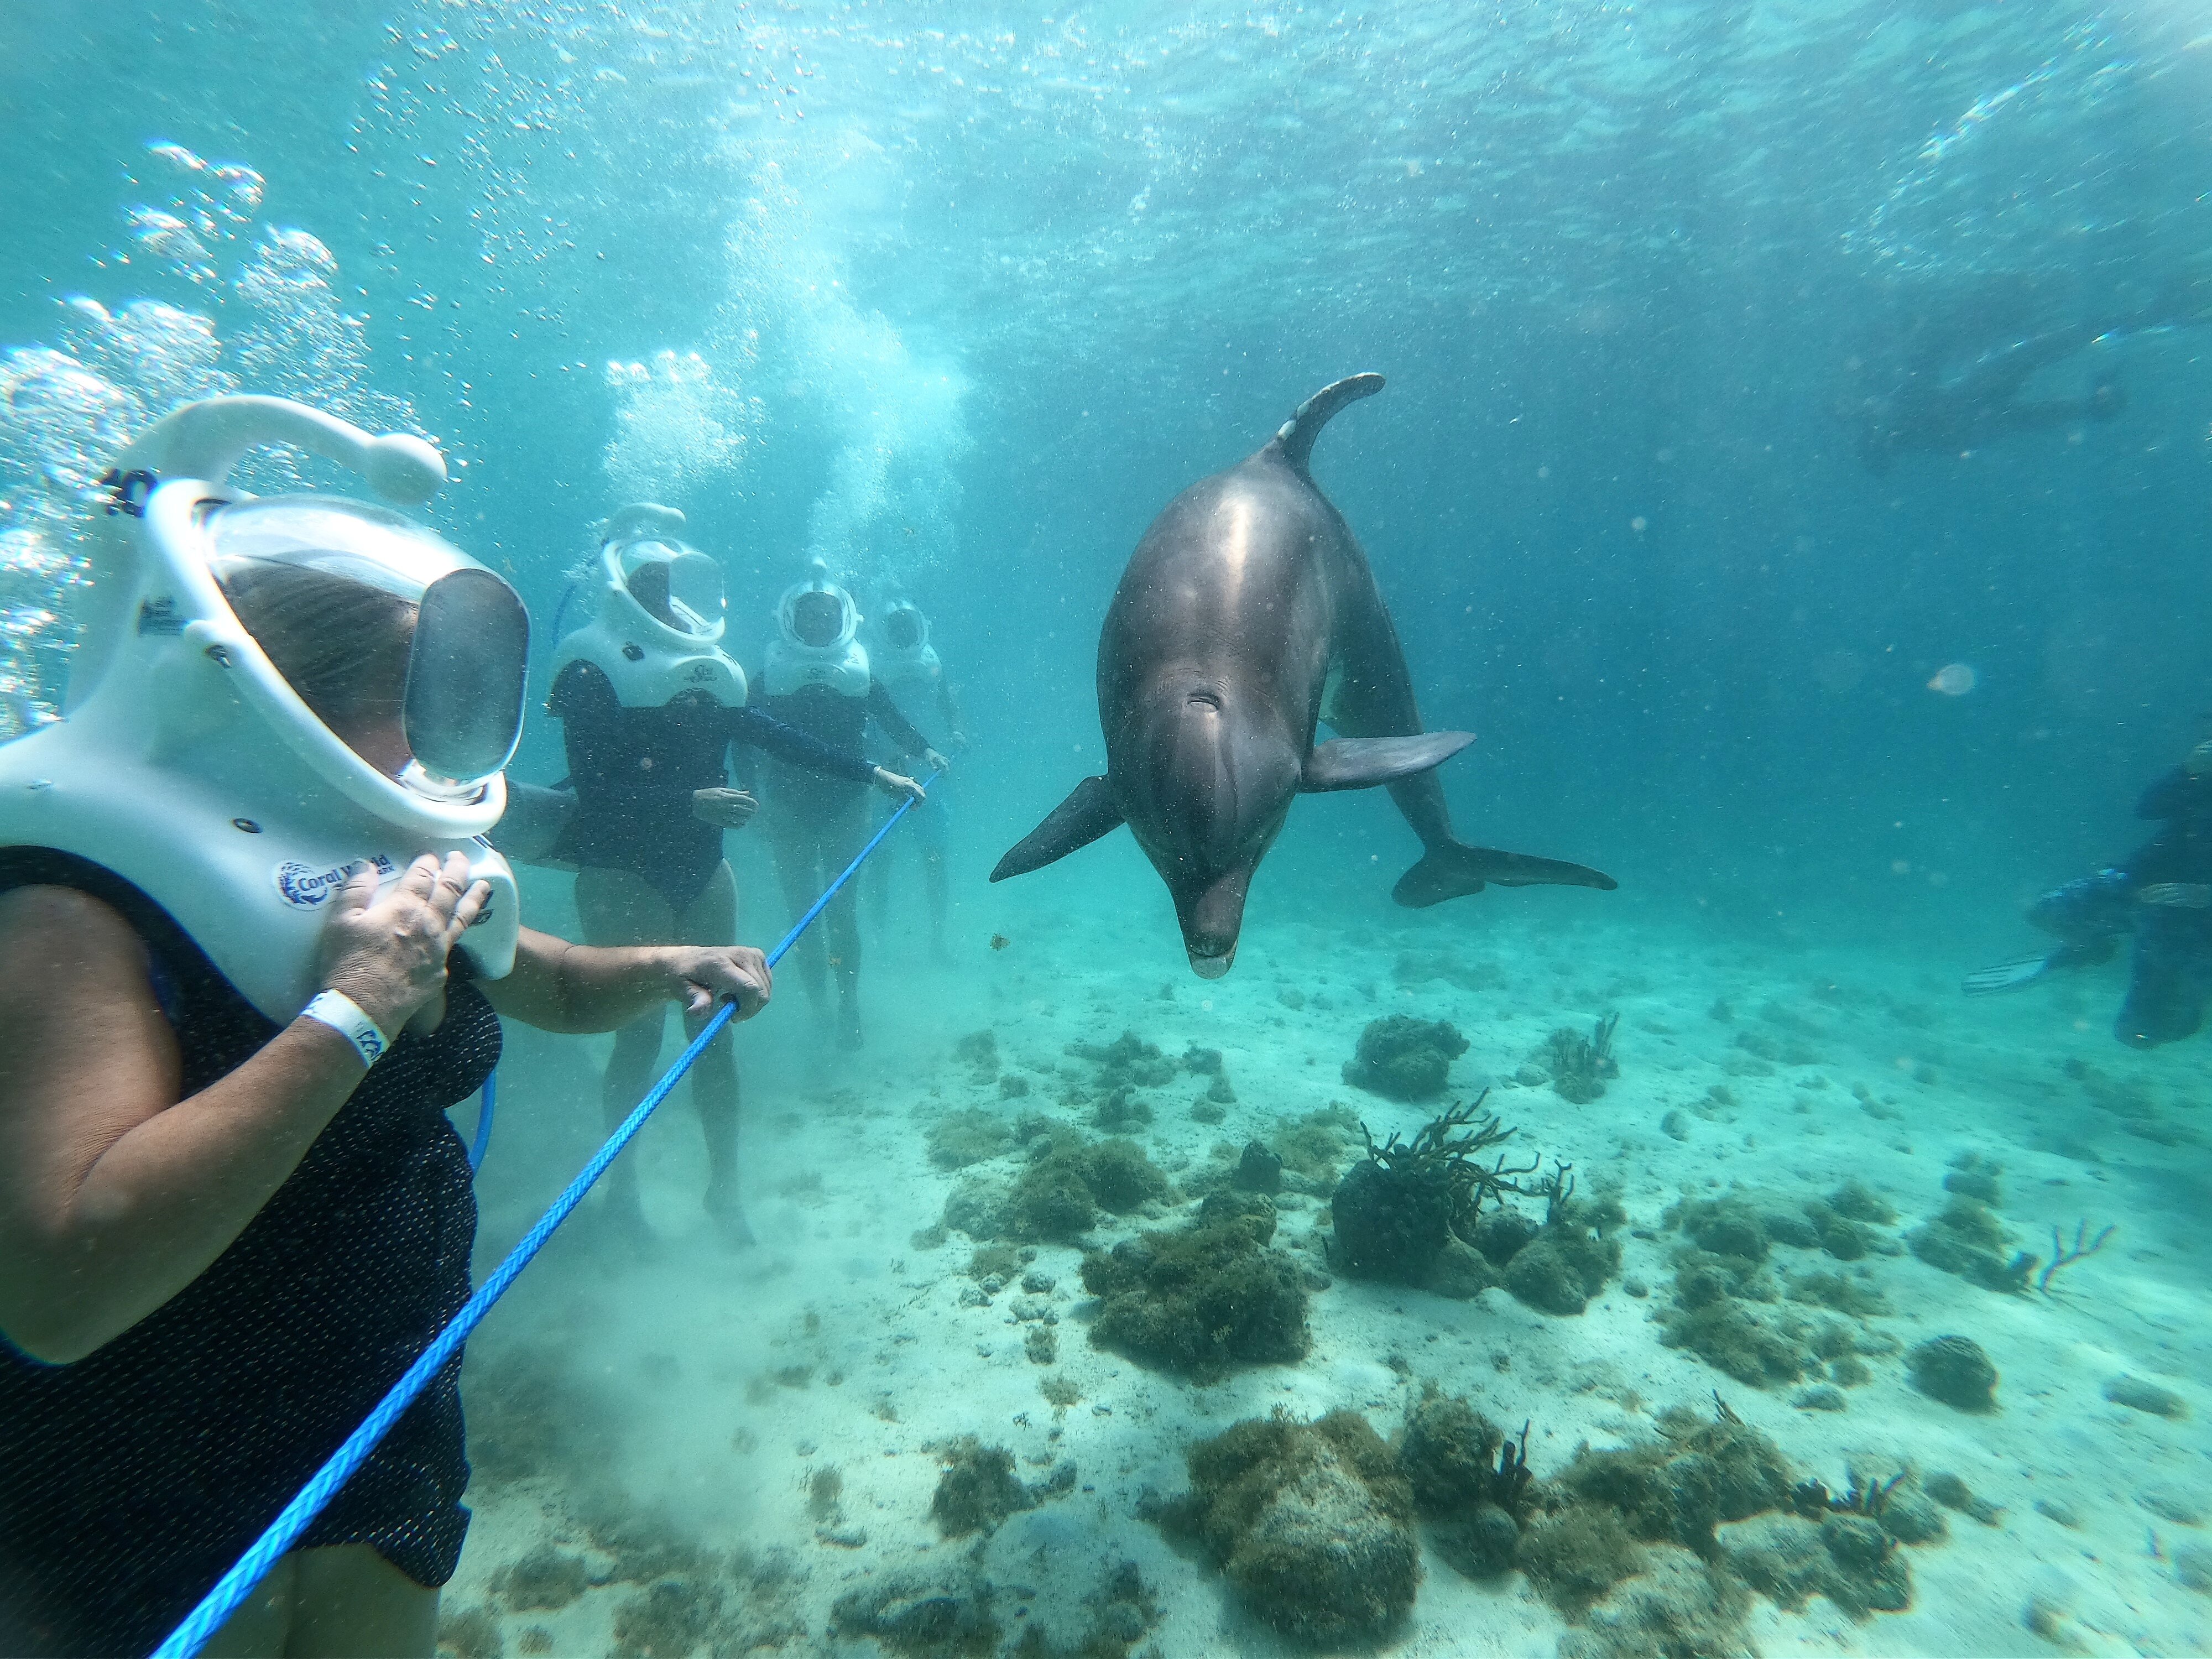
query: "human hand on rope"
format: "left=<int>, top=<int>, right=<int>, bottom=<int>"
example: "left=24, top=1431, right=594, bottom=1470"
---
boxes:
left=872, top=766, right=927, bottom=803
left=318, top=852, right=490, bottom=1040
left=658, top=945, right=773, bottom=1020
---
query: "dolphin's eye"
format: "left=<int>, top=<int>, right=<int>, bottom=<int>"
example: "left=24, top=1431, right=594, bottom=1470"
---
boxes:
left=1186, top=688, right=1222, bottom=712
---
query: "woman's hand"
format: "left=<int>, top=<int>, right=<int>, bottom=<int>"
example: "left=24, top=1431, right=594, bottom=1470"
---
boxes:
left=692, top=787, right=760, bottom=830
left=920, top=748, right=951, bottom=774
left=872, top=766, right=927, bottom=804
left=316, top=852, right=490, bottom=1037
left=658, top=945, right=773, bottom=1020
left=2138, top=882, right=2212, bottom=910
left=486, top=930, right=774, bottom=1033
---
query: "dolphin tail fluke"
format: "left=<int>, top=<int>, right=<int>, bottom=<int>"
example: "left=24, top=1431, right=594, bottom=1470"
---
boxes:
left=1274, top=373, right=1386, bottom=471
left=1392, top=841, right=1618, bottom=908
left=990, top=776, right=1125, bottom=881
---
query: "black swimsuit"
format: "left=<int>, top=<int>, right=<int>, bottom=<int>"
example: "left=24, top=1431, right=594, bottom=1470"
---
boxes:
left=547, top=661, right=878, bottom=910
left=0, top=850, right=497, bottom=1659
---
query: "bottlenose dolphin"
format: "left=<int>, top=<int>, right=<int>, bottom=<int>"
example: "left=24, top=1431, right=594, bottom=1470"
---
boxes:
left=991, top=373, right=1614, bottom=977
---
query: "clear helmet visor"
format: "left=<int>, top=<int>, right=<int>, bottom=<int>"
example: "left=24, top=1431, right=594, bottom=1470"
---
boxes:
left=206, top=495, right=528, bottom=794
left=405, top=569, right=529, bottom=785
left=206, top=496, right=471, bottom=599
left=883, top=603, right=926, bottom=650
left=617, top=541, right=723, bottom=638
left=779, top=583, right=859, bottom=649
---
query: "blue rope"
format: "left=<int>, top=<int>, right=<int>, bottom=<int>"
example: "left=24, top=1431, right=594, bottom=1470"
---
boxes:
left=545, top=577, right=581, bottom=654
left=466, top=1071, right=497, bottom=1173
left=152, top=780, right=930, bottom=1659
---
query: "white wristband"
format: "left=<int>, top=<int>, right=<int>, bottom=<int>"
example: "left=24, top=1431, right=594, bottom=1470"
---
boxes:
left=301, top=989, right=392, bottom=1068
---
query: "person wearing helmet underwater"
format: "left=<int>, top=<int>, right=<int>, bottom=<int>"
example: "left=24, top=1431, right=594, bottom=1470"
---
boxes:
left=755, top=563, right=947, bottom=1050
left=867, top=598, right=967, bottom=962
left=524, top=506, right=926, bottom=1245
left=1967, top=717, right=2212, bottom=1046
left=0, top=400, right=778, bottom=1658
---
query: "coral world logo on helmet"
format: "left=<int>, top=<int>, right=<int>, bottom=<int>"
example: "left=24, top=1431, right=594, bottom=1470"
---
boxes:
left=274, top=854, right=397, bottom=909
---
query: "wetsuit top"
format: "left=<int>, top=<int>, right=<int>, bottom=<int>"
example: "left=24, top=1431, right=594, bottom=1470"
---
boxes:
left=874, top=671, right=962, bottom=755
left=753, top=680, right=930, bottom=816
left=547, top=659, right=877, bottom=910
left=2125, top=766, right=2212, bottom=886
left=0, top=848, right=498, bottom=1659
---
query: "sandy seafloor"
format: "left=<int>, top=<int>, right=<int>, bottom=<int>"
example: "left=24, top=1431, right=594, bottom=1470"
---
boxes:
left=434, top=837, right=2212, bottom=1659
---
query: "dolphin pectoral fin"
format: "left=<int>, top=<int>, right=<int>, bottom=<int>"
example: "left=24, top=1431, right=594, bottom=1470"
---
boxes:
left=1301, top=732, right=1475, bottom=792
left=989, top=776, right=1125, bottom=881
left=1391, top=841, right=1618, bottom=908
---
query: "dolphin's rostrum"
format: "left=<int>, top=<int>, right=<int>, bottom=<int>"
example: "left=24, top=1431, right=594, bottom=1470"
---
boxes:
left=992, top=374, right=1614, bottom=975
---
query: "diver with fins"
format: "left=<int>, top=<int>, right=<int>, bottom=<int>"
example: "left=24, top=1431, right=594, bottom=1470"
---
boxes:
left=1967, top=718, right=2212, bottom=1047
left=1849, top=269, right=2212, bottom=472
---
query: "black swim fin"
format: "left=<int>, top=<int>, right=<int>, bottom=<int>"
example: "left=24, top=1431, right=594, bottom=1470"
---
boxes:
left=1963, top=955, right=2055, bottom=997
left=1301, top=732, right=1474, bottom=792
left=1963, top=936, right=2118, bottom=997
left=1393, top=841, right=1618, bottom=908
left=990, top=776, right=1125, bottom=881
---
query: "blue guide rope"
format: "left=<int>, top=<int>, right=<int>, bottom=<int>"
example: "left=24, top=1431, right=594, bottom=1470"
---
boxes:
left=466, top=1071, right=496, bottom=1173
left=152, top=779, right=930, bottom=1659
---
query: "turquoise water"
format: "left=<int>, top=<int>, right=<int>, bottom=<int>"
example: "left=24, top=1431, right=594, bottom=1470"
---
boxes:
left=7, top=3, right=2212, bottom=1654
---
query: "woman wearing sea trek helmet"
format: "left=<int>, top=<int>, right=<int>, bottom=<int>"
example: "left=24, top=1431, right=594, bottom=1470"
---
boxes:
left=866, top=597, right=968, bottom=962
left=519, top=504, right=928, bottom=1245
left=755, top=560, right=948, bottom=1050
left=0, top=397, right=778, bottom=1659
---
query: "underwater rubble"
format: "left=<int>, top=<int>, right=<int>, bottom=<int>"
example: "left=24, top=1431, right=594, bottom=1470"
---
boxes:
left=1152, top=1389, right=1949, bottom=1653
left=1079, top=1190, right=1311, bottom=1383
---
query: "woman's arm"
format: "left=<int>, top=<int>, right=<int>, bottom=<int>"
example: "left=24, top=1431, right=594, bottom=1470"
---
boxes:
left=866, top=681, right=937, bottom=761
left=727, top=705, right=926, bottom=802
left=937, top=678, right=968, bottom=749
left=0, top=857, right=486, bottom=1363
left=547, top=661, right=635, bottom=807
left=727, top=705, right=875, bottom=781
left=481, top=927, right=771, bottom=1034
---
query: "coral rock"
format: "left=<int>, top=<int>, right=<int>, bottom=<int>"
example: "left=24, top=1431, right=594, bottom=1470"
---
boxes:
left=1906, top=1335, right=1997, bottom=1412
left=1172, top=1411, right=1419, bottom=1644
left=1342, top=1015, right=1469, bottom=1102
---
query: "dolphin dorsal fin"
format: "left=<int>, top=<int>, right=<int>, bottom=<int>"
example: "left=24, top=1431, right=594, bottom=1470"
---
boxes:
left=1272, top=373, right=1386, bottom=471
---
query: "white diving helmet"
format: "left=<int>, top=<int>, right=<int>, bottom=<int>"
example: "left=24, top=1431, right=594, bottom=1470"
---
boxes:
left=545, top=502, right=746, bottom=708
left=872, top=598, right=941, bottom=692
left=0, top=394, right=525, bottom=1022
left=763, top=557, right=869, bottom=698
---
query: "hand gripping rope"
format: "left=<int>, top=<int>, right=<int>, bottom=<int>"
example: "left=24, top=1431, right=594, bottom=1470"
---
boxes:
left=153, top=778, right=932, bottom=1658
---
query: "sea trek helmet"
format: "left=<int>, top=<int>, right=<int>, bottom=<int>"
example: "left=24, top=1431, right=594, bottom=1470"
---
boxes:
left=764, top=557, right=869, bottom=697
left=545, top=502, right=747, bottom=708
left=873, top=598, right=941, bottom=691
left=0, top=393, right=524, bottom=1021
